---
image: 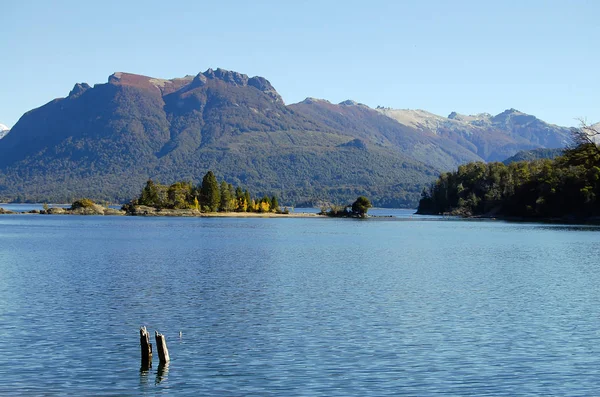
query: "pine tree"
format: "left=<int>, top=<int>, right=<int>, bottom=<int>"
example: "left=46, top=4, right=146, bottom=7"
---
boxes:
left=200, top=171, right=220, bottom=212
left=244, top=190, right=251, bottom=212
left=140, top=180, right=160, bottom=207
left=271, top=196, right=279, bottom=212
left=228, top=184, right=236, bottom=210
left=219, top=181, right=232, bottom=212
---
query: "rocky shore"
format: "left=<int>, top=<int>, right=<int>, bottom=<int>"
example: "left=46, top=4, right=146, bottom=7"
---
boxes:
left=0, top=204, right=320, bottom=218
left=0, top=204, right=125, bottom=216
left=124, top=205, right=320, bottom=217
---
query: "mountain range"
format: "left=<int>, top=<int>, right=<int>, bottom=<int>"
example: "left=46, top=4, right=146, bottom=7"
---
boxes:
left=0, top=68, right=572, bottom=206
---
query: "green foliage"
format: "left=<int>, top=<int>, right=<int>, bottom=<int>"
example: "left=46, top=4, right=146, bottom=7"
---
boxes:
left=503, top=148, right=564, bottom=164
left=130, top=170, right=283, bottom=214
left=167, top=181, right=193, bottom=209
left=219, top=181, right=232, bottom=212
left=200, top=171, right=220, bottom=212
left=140, top=180, right=162, bottom=207
left=321, top=196, right=372, bottom=218
left=244, top=190, right=251, bottom=212
left=352, top=196, right=372, bottom=217
left=418, top=143, right=600, bottom=218
left=0, top=69, right=574, bottom=208
left=320, top=204, right=351, bottom=217
left=71, top=198, right=96, bottom=209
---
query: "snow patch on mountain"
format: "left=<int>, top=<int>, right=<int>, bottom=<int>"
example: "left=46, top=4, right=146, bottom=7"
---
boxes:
left=0, top=123, right=9, bottom=139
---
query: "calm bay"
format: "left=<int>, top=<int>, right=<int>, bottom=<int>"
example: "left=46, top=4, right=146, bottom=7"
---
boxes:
left=1, top=210, right=599, bottom=395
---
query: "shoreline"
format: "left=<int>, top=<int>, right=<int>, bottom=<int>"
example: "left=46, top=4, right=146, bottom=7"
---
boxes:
left=0, top=205, right=323, bottom=218
left=417, top=210, right=600, bottom=225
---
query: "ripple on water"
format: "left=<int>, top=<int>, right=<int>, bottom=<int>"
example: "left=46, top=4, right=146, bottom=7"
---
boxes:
left=0, top=216, right=599, bottom=395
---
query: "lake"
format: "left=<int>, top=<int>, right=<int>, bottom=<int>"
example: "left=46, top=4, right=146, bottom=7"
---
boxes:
left=1, top=211, right=599, bottom=395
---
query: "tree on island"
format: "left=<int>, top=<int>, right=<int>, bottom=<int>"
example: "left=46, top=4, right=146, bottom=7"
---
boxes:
left=140, top=179, right=161, bottom=207
left=127, top=170, right=283, bottom=215
left=320, top=196, right=372, bottom=218
left=271, top=196, right=279, bottom=212
left=219, top=181, right=233, bottom=212
left=200, top=171, right=220, bottom=212
left=352, top=196, right=372, bottom=217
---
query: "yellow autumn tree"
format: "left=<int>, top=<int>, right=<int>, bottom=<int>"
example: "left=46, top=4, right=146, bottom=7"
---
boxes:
left=259, top=201, right=270, bottom=213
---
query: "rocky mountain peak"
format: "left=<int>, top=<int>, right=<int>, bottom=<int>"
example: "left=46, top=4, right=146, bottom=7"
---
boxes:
left=108, top=72, right=123, bottom=84
left=299, top=97, right=331, bottom=105
left=68, top=83, right=91, bottom=98
left=191, top=68, right=283, bottom=104
left=495, top=108, right=525, bottom=118
left=202, top=68, right=250, bottom=86
left=247, top=76, right=283, bottom=104
left=339, top=100, right=366, bottom=107
left=447, top=111, right=492, bottom=123
left=492, top=108, right=534, bottom=124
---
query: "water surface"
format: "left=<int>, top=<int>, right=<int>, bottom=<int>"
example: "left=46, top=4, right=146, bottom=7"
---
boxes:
left=0, top=214, right=599, bottom=395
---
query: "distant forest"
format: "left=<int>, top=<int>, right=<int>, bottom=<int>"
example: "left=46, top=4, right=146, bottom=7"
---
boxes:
left=418, top=125, right=600, bottom=219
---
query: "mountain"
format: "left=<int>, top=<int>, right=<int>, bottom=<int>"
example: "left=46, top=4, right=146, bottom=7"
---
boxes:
left=0, top=68, right=575, bottom=206
left=0, top=124, right=8, bottom=139
left=289, top=99, right=482, bottom=171
left=0, top=69, right=438, bottom=206
left=502, top=148, right=564, bottom=164
left=376, top=108, right=570, bottom=162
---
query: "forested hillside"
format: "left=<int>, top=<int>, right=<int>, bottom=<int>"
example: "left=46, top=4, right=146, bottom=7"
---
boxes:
left=418, top=126, right=600, bottom=219
left=0, top=68, right=575, bottom=206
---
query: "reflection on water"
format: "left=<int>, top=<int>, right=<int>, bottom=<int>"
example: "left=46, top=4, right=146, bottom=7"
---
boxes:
left=139, top=362, right=152, bottom=391
left=0, top=216, right=599, bottom=395
left=156, top=362, right=169, bottom=385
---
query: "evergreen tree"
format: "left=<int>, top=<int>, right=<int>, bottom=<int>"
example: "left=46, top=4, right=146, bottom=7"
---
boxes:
left=219, top=181, right=232, bottom=212
left=200, top=171, right=220, bottom=212
left=271, top=196, right=279, bottom=212
left=167, top=181, right=193, bottom=209
left=234, top=186, right=244, bottom=212
left=352, top=196, right=372, bottom=217
left=261, top=196, right=272, bottom=208
left=235, top=186, right=244, bottom=200
left=244, top=190, right=251, bottom=212
left=140, top=180, right=159, bottom=206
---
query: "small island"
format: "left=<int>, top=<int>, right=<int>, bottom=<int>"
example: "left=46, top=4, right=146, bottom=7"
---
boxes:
left=121, top=171, right=289, bottom=216
left=0, top=171, right=374, bottom=219
left=319, top=196, right=372, bottom=218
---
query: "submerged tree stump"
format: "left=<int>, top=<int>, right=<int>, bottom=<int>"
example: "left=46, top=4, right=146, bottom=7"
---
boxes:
left=155, top=331, right=170, bottom=363
left=140, top=326, right=152, bottom=369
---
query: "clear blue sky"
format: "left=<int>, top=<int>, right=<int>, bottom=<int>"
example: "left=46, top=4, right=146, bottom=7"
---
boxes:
left=1, top=0, right=598, bottom=128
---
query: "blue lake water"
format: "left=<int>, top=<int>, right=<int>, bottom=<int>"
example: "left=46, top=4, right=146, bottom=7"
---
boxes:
left=1, top=213, right=599, bottom=395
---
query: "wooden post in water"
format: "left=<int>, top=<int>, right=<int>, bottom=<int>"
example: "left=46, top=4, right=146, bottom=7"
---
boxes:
left=140, top=326, right=152, bottom=369
left=155, top=331, right=170, bottom=363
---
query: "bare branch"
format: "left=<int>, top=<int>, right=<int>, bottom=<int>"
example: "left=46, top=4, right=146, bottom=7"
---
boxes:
left=565, top=118, right=600, bottom=159
left=568, top=118, right=600, bottom=157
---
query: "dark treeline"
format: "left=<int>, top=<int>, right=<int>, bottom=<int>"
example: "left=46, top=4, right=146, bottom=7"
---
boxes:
left=418, top=134, right=600, bottom=218
left=128, top=171, right=283, bottom=213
